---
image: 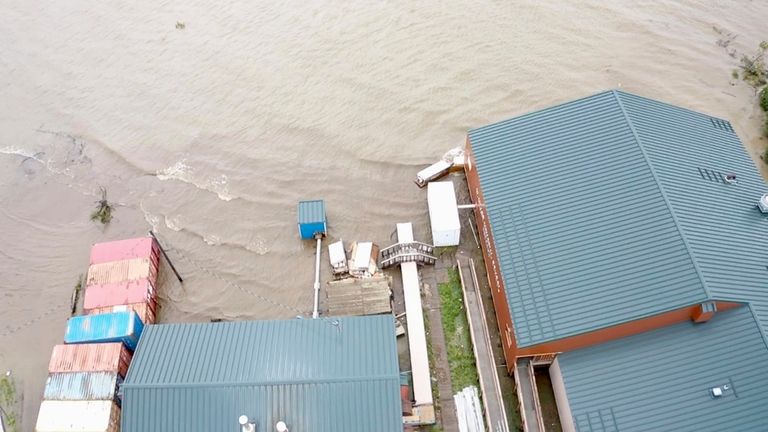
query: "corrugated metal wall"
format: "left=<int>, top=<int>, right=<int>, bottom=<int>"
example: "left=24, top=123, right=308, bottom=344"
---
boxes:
left=89, top=237, right=159, bottom=265
left=44, top=372, right=122, bottom=403
left=48, top=343, right=132, bottom=377
left=64, top=311, right=144, bottom=351
left=36, top=400, right=120, bottom=432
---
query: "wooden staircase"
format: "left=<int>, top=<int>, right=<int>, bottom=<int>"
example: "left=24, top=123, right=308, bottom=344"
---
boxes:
left=379, top=241, right=437, bottom=269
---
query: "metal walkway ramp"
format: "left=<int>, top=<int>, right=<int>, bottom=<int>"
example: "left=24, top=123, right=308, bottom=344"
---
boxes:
left=379, top=241, right=437, bottom=269
left=457, top=258, right=510, bottom=432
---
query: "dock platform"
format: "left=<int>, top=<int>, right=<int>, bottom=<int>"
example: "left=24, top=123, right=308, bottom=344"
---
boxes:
left=457, top=257, right=510, bottom=432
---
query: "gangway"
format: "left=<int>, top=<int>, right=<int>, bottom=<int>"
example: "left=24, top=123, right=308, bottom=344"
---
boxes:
left=379, top=241, right=436, bottom=269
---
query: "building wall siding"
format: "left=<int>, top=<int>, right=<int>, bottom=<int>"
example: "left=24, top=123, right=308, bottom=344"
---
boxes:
left=465, top=137, right=518, bottom=372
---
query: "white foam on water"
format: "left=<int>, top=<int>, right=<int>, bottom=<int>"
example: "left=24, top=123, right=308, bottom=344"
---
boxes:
left=0, top=146, right=43, bottom=162
left=203, top=234, right=221, bottom=246
left=157, top=159, right=235, bottom=201
left=165, top=215, right=183, bottom=232
left=246, top=238, right=269, bottom=255
left=139, top=201, right=160, bottom=231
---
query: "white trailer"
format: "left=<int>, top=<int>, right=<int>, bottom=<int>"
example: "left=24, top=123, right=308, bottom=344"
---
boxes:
left=427, top=181, right=461, bottom=247
left=328, top=240, right=348, bottom=276
left=415, top=160, right=452, bottom=187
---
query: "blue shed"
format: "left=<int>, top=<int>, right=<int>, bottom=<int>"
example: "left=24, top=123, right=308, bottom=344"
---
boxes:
left=64, top=311, right=145, bottom=351
left=297, top=200, right=326, bottom=239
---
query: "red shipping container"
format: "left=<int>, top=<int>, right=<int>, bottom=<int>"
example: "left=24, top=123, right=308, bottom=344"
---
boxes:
left=83, top=278, right=156, bottom=310
left=86, top=302, right=157, bottom=325
left=48, top=343, right=132, bottom=377
left=86, top=258, right=158, bottom=287
left=89, top=237, right=159, bottom=266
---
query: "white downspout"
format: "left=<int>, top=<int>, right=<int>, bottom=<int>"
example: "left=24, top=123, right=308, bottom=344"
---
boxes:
left=312, top=236, right=322, bottom=318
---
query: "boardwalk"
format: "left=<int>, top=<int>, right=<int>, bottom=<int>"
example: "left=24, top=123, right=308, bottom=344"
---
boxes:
left=457, top=257, right=510, bottom=432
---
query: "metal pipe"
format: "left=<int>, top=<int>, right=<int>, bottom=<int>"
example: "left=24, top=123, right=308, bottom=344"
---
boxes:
left=148, top=230, right=184, bottom=283
left=312, top=236, right=322, bottom=318
left=457, top=204, right=477, bottom=209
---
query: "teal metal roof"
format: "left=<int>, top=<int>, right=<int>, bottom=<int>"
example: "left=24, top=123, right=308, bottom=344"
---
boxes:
left=558, top=305, right=768, bottom=432
left=298, top=199, right=326, bottom=224
left=617, top=92, right=768, bottom=332
left=121, top=315, right=402, bottom=432
left=469, top=90, right=768, bottom=347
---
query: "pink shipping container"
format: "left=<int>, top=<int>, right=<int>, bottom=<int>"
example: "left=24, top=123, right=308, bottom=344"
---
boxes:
left=48, top=343, right=132, bottom=378
left=86, top=302, right=157, bottom=325
left=86, top=258, right=158, bottom=287
left=89, top=237, right=159, bottom=266
left=83, top=278, right=157, bottom=310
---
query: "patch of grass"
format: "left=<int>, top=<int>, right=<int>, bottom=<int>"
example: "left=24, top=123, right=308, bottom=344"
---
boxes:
left=438, top=268, right=479, bottom=393
left=739, top=41, right=767, bottom=89
left=760, top=86, right=768, bottom=112
left=423, top=307, right=441, bottom=418
left=764, top=116, right=768, bottom=138
left=90, top=187, right=114, bottom=225
left=435, top=246, right=458, bottom=257
left=0, top=374, right=19, bottom=432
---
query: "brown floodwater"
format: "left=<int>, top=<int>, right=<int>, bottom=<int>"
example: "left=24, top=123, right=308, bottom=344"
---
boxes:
left=1, top=1, right=767, bottom=429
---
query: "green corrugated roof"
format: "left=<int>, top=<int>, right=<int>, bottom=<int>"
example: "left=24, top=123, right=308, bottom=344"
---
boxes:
left=617, top=92, right=768, bottom=333
left=121, top=315, right=402, bottom=432
left=469, top=90, right=768, bottom=347
left=558, top=305, right=768, bottom=431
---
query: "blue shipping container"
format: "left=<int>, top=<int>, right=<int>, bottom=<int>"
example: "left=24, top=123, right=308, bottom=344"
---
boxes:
left=44, top=372, right=123, bottom=404
left=64, top=311, right=144, bottom=351
left=297, top=200, right=326, bottom=240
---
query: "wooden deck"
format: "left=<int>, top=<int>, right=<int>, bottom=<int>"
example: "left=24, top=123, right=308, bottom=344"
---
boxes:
left=324, top=274, right=392, bottom=316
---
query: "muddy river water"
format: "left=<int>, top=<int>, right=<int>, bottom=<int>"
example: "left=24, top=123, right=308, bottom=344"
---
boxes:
left=1, top=1, right=767, bottom=428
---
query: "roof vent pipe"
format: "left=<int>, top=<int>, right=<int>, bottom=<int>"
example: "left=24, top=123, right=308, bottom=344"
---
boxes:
left=759, top=194, right=768, bottom=214
left=275, top=421, right=289, bottom=432
left=239, top=415, right=256, bottom=432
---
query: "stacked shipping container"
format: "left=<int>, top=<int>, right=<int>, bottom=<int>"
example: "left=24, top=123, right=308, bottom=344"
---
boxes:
left=35, top=237, right=162, bottom=432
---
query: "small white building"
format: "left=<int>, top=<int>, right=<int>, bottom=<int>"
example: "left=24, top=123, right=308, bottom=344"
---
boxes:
left=427, top=181, right=461, bottom=247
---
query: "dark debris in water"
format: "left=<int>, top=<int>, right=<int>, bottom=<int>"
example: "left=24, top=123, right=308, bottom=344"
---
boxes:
left=91, top=187, right=114, bottom=225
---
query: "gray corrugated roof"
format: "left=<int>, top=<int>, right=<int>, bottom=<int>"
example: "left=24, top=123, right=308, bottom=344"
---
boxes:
left=121, top=315, right=402, bottom=432
left=558, top=305, right=768, bottom=432
left=469, top=90, right=768, bottom=347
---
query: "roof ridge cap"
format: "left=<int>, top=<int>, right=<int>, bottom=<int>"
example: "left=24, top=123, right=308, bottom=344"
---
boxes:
left=611, top=90, right=713, bottom=301
left=746, top=302, right=768, bottom=352
left=122, top=373, right=401, bottom=389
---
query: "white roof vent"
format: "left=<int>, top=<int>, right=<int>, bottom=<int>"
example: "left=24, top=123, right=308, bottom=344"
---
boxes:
left=275, top=421, right=289, bottom=432
left=759, top=194, right=768, bottom=213
left=711, top=387, right=723, bottom=397
left=239, top=415, right=255, bottom=432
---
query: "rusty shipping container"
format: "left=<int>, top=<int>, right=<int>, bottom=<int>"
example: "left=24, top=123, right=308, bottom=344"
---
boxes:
left=35, top=400, right=120, bottom=432
left=43, top=372, right=123, bottom=404
left=83, top=278, right=156, bottom=310
left=89, top=237, right=159, bottom=266
left=86, top=302, right=156, bottom=326
left=48, top=343, right=132, bottom=377
left=86, top=258, right=158, bottom=287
